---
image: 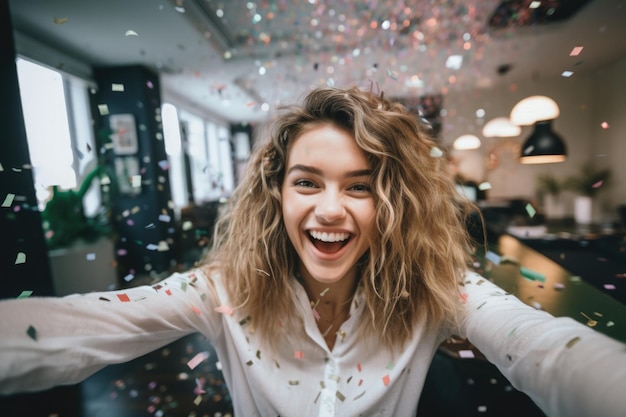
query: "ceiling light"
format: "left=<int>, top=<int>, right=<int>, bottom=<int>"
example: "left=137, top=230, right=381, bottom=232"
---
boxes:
left=453, top=134, right=481, bottom=150
left=482, top=117, right=521, bottom=137
left=510, top=95, right=560, bottom=126
left=519, top=120, right=567, bottom=164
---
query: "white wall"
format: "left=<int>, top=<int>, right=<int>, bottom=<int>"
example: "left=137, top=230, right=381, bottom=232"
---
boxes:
left=592, top=57, right=626, bottom=214
left=442, top=57, right=625, bottom=221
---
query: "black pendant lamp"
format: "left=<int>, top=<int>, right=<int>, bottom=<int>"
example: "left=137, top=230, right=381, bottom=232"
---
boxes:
left=519, top=119, right=567, bottom=164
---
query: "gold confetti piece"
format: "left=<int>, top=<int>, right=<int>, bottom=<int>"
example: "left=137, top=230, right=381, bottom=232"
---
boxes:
left=593, top=312, right=604, bottom=317
left=125, top=30, right=139, bottom=37
left=580, top=312, right=597, bottom=327
left=111, top=83, right=125, bottom=92
left=256, top=350, right=261, bottom=360
left=320, top=287, right=330, bottom=297
left=336, top=391, right=346, bottom=401
left=15, top=252, right=26, bottom=264
left=566, top=336, right=581, bottom=348
left=17, top=290, right=33, bottom=299
left=246, top=360, right=253, bottom=366
left=53, top=16, right=68, bottom=24
left=193, top=395, right=202, bottom=405
left=288, top=380, right=299, bottom=385
left=1, top=193, right=15, bottom=207
left=26, top=325, right=37, bottom=340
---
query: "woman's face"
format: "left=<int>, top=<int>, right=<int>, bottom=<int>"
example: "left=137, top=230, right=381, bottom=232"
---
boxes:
left=281, top=123, right=376, bottom=285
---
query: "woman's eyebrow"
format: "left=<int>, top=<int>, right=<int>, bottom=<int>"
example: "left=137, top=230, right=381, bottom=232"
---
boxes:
left=287, top=164, right=371, bottom=178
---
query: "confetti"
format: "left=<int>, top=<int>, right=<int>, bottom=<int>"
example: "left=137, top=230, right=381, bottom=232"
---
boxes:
left=116, top=293, right=130, bottom=302
left=382, top=374, right=391, bottom=386
left=485, top=251, right=501, bottom=265
left=187, top=351, right=210, bottom=370
left=570, top=46, right=584, bottom=56
left=53, top=16, right=68, bottom=24
left=1, top=193, right=15, bottom=207
left=294, top=351, right=304, bottom=359
left=429, top=146, right=444, bottom=158
left=214, top=305, right=234, bottom=315
left=525, top=203, right=536, bottom=218
left=458, top=349, right=475, bottom=359
left=26, top=325, right=37, bottom=340
left=520, top=267, right=546, bottom=282
left=604, top=284, right=616, bottom=290
left=565, top=336, right=581, bottom=348
left=86, top=252, right=96, bottom=261
left=111, top=83, right=125, bottom=92
left=15, top=252, right=26, bottom=264
left=478, top=182, right=491, bottom=191
left=17, top=290, right=33, bottom=299
left=125, top=30, right=139, bottom=37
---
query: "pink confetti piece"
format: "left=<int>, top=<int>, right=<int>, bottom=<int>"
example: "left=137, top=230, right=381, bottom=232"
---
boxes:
left=187, top=351, right=210, bottom=370
left=601, top=121, right=610, bottom=129
left=294, top=351, right=304, bottom=359
left=116, top=293, right=130, bottom=302
left=382, top=374, right=391, bottom=386
left=570, top=46, right=583, bottom=56
left=604, top=284, right=616, bottom=290
left=460, top=293, right=468, bottom=303
left=165, top=289, right=172, bottom=296
left=191, top=305, right=201, bottom=315
left=357, top=363, right=362, bottom=372
left=214, top=305, right=234, bottom=315
left=312, top=308, right=321, bottom=320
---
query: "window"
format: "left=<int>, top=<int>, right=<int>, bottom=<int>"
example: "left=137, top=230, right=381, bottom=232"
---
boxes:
left=16, top=58, right=99, bottom=213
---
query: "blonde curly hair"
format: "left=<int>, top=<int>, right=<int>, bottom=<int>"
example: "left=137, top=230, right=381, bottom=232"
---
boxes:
left=203, top=85, right=479, bottom=349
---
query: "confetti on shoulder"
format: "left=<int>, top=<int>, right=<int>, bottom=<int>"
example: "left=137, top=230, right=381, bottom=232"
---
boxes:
left=214, top=305, right=234, bottom=315
left=26, top=325, right=37, bottom=340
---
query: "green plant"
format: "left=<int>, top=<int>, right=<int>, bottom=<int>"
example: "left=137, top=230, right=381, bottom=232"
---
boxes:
left=41, top=166, right=111, bottom=249
left=536, top=173, right=563, bottom=197
left=563, top=163, right=612, bottom=197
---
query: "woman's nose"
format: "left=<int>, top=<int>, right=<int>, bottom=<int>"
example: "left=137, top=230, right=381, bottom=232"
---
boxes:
left=314, top=190, right=346, bottom=222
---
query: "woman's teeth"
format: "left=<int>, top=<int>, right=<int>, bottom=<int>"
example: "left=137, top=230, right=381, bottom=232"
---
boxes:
left=309, top=231, right=349, bottom=242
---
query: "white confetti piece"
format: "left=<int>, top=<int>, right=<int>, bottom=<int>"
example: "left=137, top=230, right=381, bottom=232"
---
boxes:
left=15, top=252, right=26, bottom=264
left=458, top=349, right=475, bottom=359
left=1, top=193, right=15, bottom=207
left=429, top=146, right=444, bottom=158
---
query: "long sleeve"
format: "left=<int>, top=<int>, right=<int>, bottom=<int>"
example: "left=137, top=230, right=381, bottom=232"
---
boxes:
left=0, top=270, right=221, bottom=395
left=458, top=271, right=626, bottom=417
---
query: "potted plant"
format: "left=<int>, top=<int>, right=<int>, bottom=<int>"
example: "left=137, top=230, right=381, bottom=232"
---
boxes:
left=536, top=173, right=565, bottom=219
left=563, top=163, right=611, bottom=225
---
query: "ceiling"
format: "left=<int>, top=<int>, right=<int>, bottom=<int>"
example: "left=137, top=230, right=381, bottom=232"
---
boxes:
left=7, top=0, right=626, bottom=124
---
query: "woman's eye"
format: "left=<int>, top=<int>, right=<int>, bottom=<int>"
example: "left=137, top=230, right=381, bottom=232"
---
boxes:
left=350, top=183, right=371, bottom=192
left=294, top=179, right=316, bottom=188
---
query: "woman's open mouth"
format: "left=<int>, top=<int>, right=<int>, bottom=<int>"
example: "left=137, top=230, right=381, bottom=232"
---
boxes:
left=308, top=231, right=351, bottom=254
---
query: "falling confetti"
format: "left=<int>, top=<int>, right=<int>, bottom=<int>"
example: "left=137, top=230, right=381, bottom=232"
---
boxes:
left=125, top=30, right=139, bottom=37
left=26, top=325, right=37, bottom=340
left=1, top=193, right=15, bottom=207
left=15, top=252, right=26, bottom=264
left=53, top=16, right=68, bottom=24
left=187, top=351, right=210, bottom=370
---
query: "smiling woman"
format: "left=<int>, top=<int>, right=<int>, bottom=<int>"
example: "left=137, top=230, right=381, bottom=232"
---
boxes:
left=1, top=86, right=626, bottom=417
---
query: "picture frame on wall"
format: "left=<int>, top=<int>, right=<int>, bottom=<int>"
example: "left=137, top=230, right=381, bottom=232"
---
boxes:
left=110, top=113, right=138, bottom=155
left=114, top=156, right=141, bottom=196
